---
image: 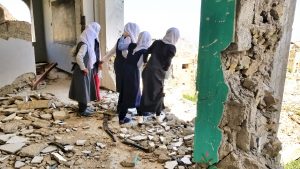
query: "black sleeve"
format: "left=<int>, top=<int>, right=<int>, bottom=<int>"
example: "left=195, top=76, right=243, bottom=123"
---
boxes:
left=163, top=45, right=176, bottom=71
left=143, top=53, right=149, bottom=63
left=146, top=40, right=157, bottom=54
left=128, top=43, right=137, bottom=55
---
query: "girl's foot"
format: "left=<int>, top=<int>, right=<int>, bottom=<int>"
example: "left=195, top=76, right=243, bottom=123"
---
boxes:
left=119, top=117, right=131, bottom=125
left=156, top=112, right=166, bottom=123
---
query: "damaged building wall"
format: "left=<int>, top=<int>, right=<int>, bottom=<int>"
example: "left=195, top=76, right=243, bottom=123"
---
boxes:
left=217, top=0, right=296, bottom=169
left=42, top=0, right=123, bottom=91
left=42, top=0, right=81, bottom=72
left=0, top=4, right=35, bottom=88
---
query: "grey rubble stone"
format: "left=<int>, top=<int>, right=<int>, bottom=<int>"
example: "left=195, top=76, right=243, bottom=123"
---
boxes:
left=76, top=140, right=87, bottom=146
left=0, top=143, right=26, bottom=154
left=31, top=156, right=43, bottom=164
left=1, top=113, right=16, bottom=122
left=19, top=143, right=48, bottom=157
left=0, top=134, right=16, bottom=143
left=40, top=114, right=52, bottom=120
left=6, top=136, right=28, bottom=144
left=52, top=111, right=68, bottom=121
left=51, top=152, right=67, bottom=164
left=15, top=161, right=25, bottom=168
left=181, top=156, right=192, bottom=165
left=158, top=153, right=171, bottom=163
left=164, top=161, right=178, bottom=169
left=41, top=145, right=57, bottom=153
left=130, top=135, right=147, bottom=141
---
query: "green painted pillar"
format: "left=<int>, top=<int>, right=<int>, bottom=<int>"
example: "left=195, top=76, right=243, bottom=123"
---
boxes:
left=193, top=0, right=236, bottom=167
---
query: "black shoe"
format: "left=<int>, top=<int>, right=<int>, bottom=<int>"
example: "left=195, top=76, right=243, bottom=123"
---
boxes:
left=79, top=110, right=94, bottom=117
left=119, top=117, right=131, bottom=125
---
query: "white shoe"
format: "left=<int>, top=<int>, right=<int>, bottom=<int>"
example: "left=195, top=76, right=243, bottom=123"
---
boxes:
left=156, top=112, right=166, bottom=123
left=137, top=116, right=144, bottom=124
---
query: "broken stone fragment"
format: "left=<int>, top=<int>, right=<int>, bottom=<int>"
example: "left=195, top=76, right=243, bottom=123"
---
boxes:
left=183, top=134, right=194, bottom=141
left=82, top=150, right=92, bottom=155
left=41, top=145, right=58, bottom=153
left=120, top=160, right=135, bottom=167
left=130, top=135, right=147, bottom=141
left=1, top=121, right=24, bottom=133
left=180, top=155, right=192, bottom=165
left=51, top=152, right=67, bottom=164
left=52, top=111, right=69, bottom=121
left=64, top=145, right=74, bottom=152
left=164, top=160, right=178, bottom=169
left=158, top=154, right=171, bottom=163
left=31, top=156, right=43, bottom=164
left=6, top=136, right=28, bottom=144
left=0, top=143, right=26, bottom=154
left=96, top=142, right=106, bottom=149
left=14, top=161, right=25, bottom=169
left=18, top=100, right=51, bottom=110
left=0, top=134, right=16, bottom=143
left=263, top=92, right=277, bottom=108
left=32, top=119, right=51, bottom=129
left=76, top=140, right=87, bottom=146
left=19, top=143, right=48, bottom=157
left=1, top=113, right=16, bottom=122
left=120, top=127, right=128, bottom=134
left=40, top=113, right=52, bottom=120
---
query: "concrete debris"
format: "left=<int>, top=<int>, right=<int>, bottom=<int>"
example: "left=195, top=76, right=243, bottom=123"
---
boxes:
left=130, top=135, right=148, bottom=141
left=52, top=111, right=68, bottom=121
left=6, top=136, right=28, bottom=144
left=31, top=156, right=43, bottom=164
left=51, top=152, right=67, bottom=164
left=164, top=160, right=178, bottom=169
left=19, top=143, right=48, bottom=157
left=0, top=134, right=16, bottom=143
left=14, top=161, right=25, bottom=169
left=1, top=113, right=16, bottom=122
left=18, top=100, right=51, bottom=109
left=76, top=140, right=87, bottom=146
left=41, top=145, right=58, bottom=153
left=180, top=155, right=192, bottom=165
left=96, top=142, right=106, bottom=149
left=0, top=143, right=26, bottom=154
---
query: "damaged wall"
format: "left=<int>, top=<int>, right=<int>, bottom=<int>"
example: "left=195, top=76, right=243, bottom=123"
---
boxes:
left=0, top=3, right=35, bottom=88
left=217, top=0, right=296, bottom=169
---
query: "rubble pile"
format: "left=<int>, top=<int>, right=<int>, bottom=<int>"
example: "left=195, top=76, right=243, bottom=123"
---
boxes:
left=0, top=85, right=196, bottom=168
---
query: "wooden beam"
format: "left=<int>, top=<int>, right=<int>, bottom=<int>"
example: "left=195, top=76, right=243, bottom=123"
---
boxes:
left=32, top=63, right=57, bottom=90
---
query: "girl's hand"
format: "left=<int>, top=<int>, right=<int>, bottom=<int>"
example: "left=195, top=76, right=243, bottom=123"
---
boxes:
left=82, top=68, right=88, bottom=76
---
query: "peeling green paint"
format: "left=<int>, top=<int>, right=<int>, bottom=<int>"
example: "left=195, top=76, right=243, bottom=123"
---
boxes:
left=193, top=0, right=236, bottom=165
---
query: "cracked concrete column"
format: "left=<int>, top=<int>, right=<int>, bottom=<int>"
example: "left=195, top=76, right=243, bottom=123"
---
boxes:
left=98, top=0, right=124, bottom=91
left=217, top=0, right=297, bottom=168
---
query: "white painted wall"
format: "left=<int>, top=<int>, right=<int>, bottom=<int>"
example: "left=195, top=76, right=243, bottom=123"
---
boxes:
left=0, top=38, right=35, bottom=88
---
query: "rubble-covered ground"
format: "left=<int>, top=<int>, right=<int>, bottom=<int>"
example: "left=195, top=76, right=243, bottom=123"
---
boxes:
left=0, top=70, right=197, bottom=169
left=278, top=73, right=300, bottom=165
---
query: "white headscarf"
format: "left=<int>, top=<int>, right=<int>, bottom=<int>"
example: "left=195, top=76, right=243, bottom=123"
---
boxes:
left=124, top=22, right=140, bottom=43
left=162, top=27, right=180, bottom=45
left=79, top=22, right=101, bottom=69
left=133, top=31, right=152, bottom=54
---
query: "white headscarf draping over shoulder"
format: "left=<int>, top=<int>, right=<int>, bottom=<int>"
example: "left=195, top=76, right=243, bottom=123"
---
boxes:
left=79, top=22, right=101, bottom=69
left=133, top=31, right=152, bottom=54
left=124, top=22, right=140, bottom=43
left=162, top=27, right=180, bottom=46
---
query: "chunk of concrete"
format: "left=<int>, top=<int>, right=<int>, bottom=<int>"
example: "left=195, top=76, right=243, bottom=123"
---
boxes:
left=0, top=143, right=26, bottom=154
left=6, top=136, right=28, bottom=144
left=19, top=143, right=48, bottom=157
left=52, top=111, right=68, bottom=121
left=31, top=156, right=43, bottom=164
left=1, top=113, right=16, bottom=122
left=51, top=152, right=67, bottom=164
left=164, top=161, right=178, bottom=169
left=15, top=161, right=25, bottom=168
